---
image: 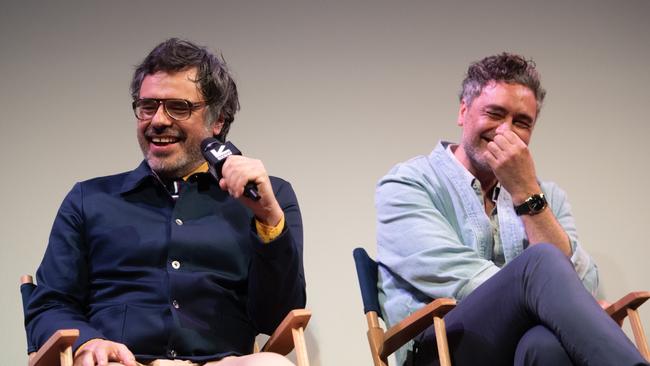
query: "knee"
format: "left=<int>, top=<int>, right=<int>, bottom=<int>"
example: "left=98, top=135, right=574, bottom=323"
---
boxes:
left=519, top=325, right=561, bottom=351
left=515, top=326, right=572, bottom=365
left=519, top=244, right=574, bottom=280
left=522, top=243, right=568, bottom=267
left=251, top=352, right=295, bottom=366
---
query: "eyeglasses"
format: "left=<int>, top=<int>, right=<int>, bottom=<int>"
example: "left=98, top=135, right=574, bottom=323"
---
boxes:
left=132, top=98, right=208, bottom=121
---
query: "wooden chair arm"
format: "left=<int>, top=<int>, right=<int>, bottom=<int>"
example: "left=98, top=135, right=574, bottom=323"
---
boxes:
left=604, top=291, right=650, bottom=325
left=381, top=298, right=456, bottom=359
left=29, top=329, right=79, bottom=366
left=261, top=309, right=311, bottom=355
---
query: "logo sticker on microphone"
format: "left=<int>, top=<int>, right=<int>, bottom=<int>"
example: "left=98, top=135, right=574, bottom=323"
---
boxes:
left=210, top=145, right=232, bottom=161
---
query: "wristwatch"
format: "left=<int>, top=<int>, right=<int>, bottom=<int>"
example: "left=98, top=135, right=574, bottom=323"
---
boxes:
left=514, top=193, right=547, bottom=216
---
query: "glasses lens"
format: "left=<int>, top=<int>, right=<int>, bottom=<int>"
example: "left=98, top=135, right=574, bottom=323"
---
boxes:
left=164, top=100, right=191, bottom=120
left=135, top=99, right=159, bottom=120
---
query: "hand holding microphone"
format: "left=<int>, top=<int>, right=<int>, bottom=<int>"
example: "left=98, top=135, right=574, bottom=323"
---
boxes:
left=201, top=138, right=284, bottom=226
left=201, top=138, right=261, bottom=201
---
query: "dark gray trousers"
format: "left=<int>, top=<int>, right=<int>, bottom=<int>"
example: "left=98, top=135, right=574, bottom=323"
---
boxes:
left=407, top=244, right=648, bottom=366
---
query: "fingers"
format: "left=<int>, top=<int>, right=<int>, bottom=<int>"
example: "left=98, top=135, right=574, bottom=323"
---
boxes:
left=116, top=343, right=137, bottom=366
left=486, top=131, right=526, bottom=161
left=218, top=155, right=283, bottom=225
left=488, top=131, right=518, bottom=150
left=73, top=339, right=136, bottom=366
left=73, top=349, right=95, bottom=366
left=94, top=347, right=109, bottom=365
left=497, top=130, right=522, bottom=145
left=485, top=139, right=503, bottom=160
left=484, top=130, right=539, bottom=199
left=219, top=156, right=268, bottom=199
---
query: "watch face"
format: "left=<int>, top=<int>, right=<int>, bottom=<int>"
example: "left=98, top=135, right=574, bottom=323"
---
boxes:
left=515, top=193, right=547, bottom=215
left=530, top=195, right=546, bottom=211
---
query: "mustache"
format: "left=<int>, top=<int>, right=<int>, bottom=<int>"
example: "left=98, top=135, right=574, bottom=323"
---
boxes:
left=144, top=127, right=185, bottom=140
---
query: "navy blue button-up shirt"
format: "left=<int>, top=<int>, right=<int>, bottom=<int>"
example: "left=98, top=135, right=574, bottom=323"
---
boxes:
left=25, top=161, right=306, bottom=362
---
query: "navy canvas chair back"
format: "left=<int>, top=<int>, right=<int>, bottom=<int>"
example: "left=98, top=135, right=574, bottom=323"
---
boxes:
left=353, top=247, right=382, bottom=318
left=352, top=247, right=456, bottom=366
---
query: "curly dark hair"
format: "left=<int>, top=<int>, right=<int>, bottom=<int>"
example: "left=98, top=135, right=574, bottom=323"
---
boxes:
left=130, top=38, right=240, bottom=141
left=459, top=53, right=546, bottom=114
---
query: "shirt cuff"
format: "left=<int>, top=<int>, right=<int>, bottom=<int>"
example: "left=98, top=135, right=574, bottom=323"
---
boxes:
left=255, top=215, right=285, bottom=244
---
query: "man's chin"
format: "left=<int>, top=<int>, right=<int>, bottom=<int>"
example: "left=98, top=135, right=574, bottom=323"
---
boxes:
left=146, top=156, right=182, bottom=178
left=466, top=152, right=492, bottom=176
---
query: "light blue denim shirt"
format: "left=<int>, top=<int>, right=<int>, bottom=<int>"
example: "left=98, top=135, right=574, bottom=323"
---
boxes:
left=376, top=141, right=598, bottom=364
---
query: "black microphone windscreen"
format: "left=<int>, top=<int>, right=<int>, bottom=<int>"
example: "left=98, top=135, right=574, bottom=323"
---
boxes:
left=201, top=137, right=220, bottom=153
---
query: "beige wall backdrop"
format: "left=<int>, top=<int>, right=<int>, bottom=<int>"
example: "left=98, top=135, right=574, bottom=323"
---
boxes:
left=2, top=1, right=649, bottom=365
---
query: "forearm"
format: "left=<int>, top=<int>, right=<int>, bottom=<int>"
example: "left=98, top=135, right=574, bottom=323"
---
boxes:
left=485, top=135, right=572, bottom=256
left=519, top=207, right=572, bottom=256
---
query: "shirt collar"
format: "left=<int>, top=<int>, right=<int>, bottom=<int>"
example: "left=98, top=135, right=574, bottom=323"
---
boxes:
left=444, top=143, right=476, bottom=185
left=120, top=160, right=157, bottom=195
left=120, top=161, right=214, bottom=195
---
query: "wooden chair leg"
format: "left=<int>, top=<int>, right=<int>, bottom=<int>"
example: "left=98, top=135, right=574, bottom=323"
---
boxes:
left=434, top=316, right=451, bottom=366
left=627, top=308, right=650, bottom=361
left=365, top=311, right=388, bottom=366
left=60, top=344, right=73, bottom=366
left=291, top=326, right=310, bottom=366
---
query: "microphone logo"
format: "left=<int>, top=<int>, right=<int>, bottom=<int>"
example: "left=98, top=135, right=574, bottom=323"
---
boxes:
left=209, top=144, right=232, bottom=161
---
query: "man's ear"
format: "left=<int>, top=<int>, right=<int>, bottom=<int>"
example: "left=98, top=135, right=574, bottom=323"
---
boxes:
left=211, top=114, right=225, bottom=137
left=457, top=101, right=468, bottom=127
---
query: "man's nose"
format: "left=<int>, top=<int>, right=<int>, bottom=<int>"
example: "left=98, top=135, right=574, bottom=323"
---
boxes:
left=151, top=104, right=172, bottom=127
left=495, top=120, right=513, bottom=134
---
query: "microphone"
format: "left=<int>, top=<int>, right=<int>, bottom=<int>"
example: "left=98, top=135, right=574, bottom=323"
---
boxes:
left=201, top=138, right=261, bottom=201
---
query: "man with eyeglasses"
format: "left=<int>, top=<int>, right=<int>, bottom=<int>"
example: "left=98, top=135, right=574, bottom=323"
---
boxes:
left=376, top=53, right=648, bottom=365
left=25, top=38, right=305, bottom=366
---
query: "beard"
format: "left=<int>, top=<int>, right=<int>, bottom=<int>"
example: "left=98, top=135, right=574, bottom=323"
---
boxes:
left=143, top=144, right=205, bottom=179
left=138, top=125, right=211, bottom=179
left=461, top=138, right=494, bottom=178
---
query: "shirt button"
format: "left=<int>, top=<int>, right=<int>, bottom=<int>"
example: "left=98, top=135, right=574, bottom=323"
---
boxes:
left=168, top=349, right=177, bottom=358
left=172, top=299, right=180, bottom=309
left=171, top=260, right=180, bottom=269
left=175, top=218, right=183, bottom=226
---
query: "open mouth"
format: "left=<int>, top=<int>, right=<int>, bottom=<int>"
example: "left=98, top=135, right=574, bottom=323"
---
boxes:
left=150, top=136, right=180, bottom=146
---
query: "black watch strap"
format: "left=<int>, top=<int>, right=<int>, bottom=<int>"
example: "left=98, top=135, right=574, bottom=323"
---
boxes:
left=514, top=193, right=547, bottom=216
